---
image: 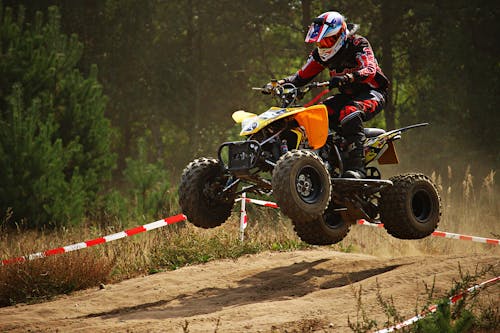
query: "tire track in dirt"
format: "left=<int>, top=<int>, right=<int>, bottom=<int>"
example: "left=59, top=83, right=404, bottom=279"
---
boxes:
left=0, top=249, right=498, bottom=332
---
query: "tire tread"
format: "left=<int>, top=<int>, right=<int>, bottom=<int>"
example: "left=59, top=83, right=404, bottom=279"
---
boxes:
left=380, top=173, right=441, bottom=239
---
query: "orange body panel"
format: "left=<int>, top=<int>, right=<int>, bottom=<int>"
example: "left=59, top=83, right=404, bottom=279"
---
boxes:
left=293, top=105, right=329, bottom=149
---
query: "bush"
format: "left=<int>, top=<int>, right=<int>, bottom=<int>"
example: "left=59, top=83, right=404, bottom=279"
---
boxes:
left=0, top=251, right=113, bottom=306
left=96, top=132, right=178, bottom=224
left=0, top=4, right=115, bottom=227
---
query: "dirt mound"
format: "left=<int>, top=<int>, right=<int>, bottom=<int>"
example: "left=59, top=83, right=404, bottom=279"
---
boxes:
left=0, top=249, right=498, bottom=332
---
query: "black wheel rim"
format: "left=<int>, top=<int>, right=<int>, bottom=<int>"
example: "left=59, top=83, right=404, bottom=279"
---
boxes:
left=295, top=165, right=323, bottom=204
left=412, top=189, right=433, bottom=222
left=202, top=173, right=232, bottom=205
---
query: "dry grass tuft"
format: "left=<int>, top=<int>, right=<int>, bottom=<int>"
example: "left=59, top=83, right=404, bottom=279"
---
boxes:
left=0, top=209, right=307, bottom=306
left=322, top=166, right=500, bottom=258
left=0, top=166, right=498, bottom=307
left=0, top=249, right=113, bottom=306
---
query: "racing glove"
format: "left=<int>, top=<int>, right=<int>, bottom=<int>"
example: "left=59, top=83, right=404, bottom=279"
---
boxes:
left=329, top=73, right=353, bottom=90
left=261, top=79, right=287, bottom=94
left=261, top=83, right=274, bottom=95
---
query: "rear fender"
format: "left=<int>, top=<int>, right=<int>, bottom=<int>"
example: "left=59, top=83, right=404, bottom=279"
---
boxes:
left=365, top=131, right=400, bottom=165
left=365, top=123, right=427, bottom=165
left=378, top=141, right=399, bottom=164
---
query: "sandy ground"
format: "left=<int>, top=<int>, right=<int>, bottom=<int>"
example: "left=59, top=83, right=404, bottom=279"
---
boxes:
left=0, top=248, right=498, bottom=333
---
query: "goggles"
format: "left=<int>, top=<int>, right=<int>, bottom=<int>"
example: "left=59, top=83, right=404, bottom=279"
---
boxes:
left=316, top=34, right=340, bottom=48
left=307, top=16, right=343, bottom=48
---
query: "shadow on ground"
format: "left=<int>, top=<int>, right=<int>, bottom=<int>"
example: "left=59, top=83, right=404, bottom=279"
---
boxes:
left=83, top=258, right=402, bottom=320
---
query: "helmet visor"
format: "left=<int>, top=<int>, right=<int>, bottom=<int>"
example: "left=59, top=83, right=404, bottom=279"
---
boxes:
left=316, top=33, right=340, bottom=48
left=305, top=20, right=329, bottom=43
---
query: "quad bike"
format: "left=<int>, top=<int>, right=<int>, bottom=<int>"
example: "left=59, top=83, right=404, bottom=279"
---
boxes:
left=178, top=81, right=441, bottom=245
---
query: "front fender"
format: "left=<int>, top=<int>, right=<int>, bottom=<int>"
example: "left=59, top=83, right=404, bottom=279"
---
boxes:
left=293, top=105, right=329, bottom=149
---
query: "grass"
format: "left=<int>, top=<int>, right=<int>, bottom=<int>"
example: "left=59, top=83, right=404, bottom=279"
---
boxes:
left=0, top=209, right=310, bottom=305
left=345, top=166, right=499, bottom=258
left=0, top=166, right=498, bottom=310
left=0, top=249, right=113, bottom=306
left=347, top=265, right=499, bottom=332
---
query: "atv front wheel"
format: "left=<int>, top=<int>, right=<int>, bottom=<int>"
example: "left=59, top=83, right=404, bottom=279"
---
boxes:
left=272, top=150, right=331, bottom=222
left=292, top=203, right=350, bottom=245
left=379, top=173, right=441, bottom=239
left=178, top=158, right=236, bottom=228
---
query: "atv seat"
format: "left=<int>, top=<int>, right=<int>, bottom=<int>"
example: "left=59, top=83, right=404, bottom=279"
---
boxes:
left=364, top=128, right=385, bottom=137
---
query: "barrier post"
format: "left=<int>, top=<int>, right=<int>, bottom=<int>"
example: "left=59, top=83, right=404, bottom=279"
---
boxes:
left=239, top=192, right=248, bottom=241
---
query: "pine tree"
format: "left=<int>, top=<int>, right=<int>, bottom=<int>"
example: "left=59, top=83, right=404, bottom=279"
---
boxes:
left=0, top=3, right=115, bottom=228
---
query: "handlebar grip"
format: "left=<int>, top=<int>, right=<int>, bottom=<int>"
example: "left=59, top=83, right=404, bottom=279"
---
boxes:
left=315, top=81, right=330, bottom=87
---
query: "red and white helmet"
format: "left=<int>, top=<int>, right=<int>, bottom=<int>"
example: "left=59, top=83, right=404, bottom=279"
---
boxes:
left=305, top=11, right=347, bottom=61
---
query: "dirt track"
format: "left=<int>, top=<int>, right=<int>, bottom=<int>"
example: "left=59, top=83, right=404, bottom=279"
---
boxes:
left=1, top=248, right=498, bottom=332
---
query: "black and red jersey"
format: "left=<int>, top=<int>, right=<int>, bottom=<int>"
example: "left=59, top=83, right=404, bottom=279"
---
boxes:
left=286, top=35, right=390, bottom=95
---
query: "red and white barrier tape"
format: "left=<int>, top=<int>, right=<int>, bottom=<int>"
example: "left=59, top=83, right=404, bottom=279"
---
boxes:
left=239, top=195, right=500, bottom=246
left=375, top=275, right=500, bottom=333
left=3, top=194, right=497, bottom=265
left=1, top=214, right=186, bottom=266
left=236, top=196, right=278, bottom=241
left=357, top=220, right=385, bottom=228
left=236, top=197, right=279, bottom=209
left=430, top=230, right=499, bottom=245
left=357, top=220, right=500, bottom=245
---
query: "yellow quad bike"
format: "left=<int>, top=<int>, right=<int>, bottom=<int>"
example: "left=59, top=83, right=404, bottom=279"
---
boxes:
left=178, top=81, right=441, bottom=245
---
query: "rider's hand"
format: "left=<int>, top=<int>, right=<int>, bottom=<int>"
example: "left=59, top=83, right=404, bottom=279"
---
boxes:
left=262, top=79, right=288, bottom=94
left=261, top=82, right=274, bottom=95
left=328, top=74, right=353, bottom=89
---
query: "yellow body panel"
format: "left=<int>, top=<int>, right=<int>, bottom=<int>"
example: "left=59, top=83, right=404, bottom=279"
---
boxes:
left=232, top=110, right=258, bottom=123
left=233, top=105, right=329, bottom=149
left=233, top=106, right=402, bottom=164
left=290, top=129, right=303, bottom=149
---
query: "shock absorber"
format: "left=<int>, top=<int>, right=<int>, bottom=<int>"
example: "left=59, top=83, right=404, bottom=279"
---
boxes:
left=280, top=139, right=288, bottom=154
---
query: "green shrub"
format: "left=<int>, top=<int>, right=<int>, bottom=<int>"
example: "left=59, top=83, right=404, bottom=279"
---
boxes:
left=122, top=133, right=176, bottom=221
left=415, top=301, right=475, bottom=333
left=0, top=4, right=115, bottom=227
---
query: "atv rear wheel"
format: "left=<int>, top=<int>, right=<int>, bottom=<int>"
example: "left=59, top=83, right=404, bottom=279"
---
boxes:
left=178, top=158, right=236, bottom=228
left=380, top=173, right=441, bottom=239
left=292, top=203, right=350, bottom=245
left=272, top=150, right=331, bottom=222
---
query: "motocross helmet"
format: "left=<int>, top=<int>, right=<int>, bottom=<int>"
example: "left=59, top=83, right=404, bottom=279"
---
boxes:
left=305, top=11, right=347, bottom=61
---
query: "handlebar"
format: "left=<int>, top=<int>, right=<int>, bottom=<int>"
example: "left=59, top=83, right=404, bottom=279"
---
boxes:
left=253, top=81, right=330, bottom=108
left=252, top=81, right=329, bottom=92
left=306, top=81, right=330, bottom=89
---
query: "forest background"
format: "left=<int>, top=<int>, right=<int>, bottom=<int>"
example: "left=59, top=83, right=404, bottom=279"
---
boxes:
left=1, top=0, right=498, bottom=228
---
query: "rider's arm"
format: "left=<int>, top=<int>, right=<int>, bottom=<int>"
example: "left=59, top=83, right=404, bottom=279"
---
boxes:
left=282, top=53, right=325, bottom=87
left=351, top=36, right=377, bottom=84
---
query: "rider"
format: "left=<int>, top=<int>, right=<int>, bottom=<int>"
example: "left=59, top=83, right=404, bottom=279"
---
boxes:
left=268, top=11, right=389, bottom=179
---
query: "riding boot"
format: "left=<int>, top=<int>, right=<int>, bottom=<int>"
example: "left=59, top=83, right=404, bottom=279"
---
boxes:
left=341, top=114, right=366, bottom=179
